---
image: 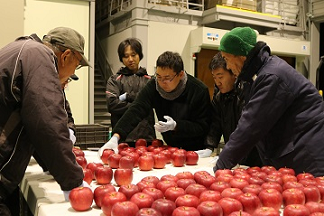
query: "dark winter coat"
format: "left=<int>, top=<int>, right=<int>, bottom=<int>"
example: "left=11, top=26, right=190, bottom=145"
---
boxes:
left=0, top=34, right=83, bottom=198
left=106, top=67, right=156, bottom=143
left=215, top=42, right=324, bottom=177
left=112, top=74, right=211, bottom=151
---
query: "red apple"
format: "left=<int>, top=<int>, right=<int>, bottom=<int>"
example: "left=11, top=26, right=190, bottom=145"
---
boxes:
left=282, top=174, right=298, bottom=184
left=237, top=193, right=261, bottom=214
left=164, top=186, right=186, bottom=202
left=251, top=171, right=268, bottom=181
left=95, top=166, right=113, bottom=185
left=151, top=198, right=176, bottom=216
left=130, top=192, right=154, bottom=209
left=176, top=178, right=196, bottom=190
left=161, top=150, right=172, bottom=164
left=161, top=174, right=179, bottom=182
left=283, top=181, right=304, bottom=190
left=94, top=184, right=116, bottom=208
left=151, top=139, right=164, bottom=147
left=221, top=187, right=244, bottom=199
left=137, top=180, right=156, bottom=191
left=248, top=176, right=265, bottom=185
left=261, top=166, right=277, bottom=174
left=252, top=207, right=280, bottom=216
left=218, top=197, right=243, bottom=216
left=279, top=167, right=295, bottom=176
left=210, top=180, right=231, bottom=193
left=261, top=182, right=283, bottom=193
left=101, top=191, right=127, bottom=216
left=229, top=211, right=251, bottom=216
left=215, top=169, right=233, bottom=178
left=305, top=201, right=324, bottom=213
left=136, top=208, right=162, bottom=216
left=282, top=188, right=306, bottom=207
left=217, top=173, right=234, bottom=183
left=246, top=166, right=261, bottom=174
left=233, top=168, right=248, bottom=175
left=172, top=206, right=200, bottom=216
left=185, top=151, right=199, bottom=165
left=283, top=204, right=310, bottom=216
left=127, top=151, right=140, bottom=167
left=264, top=174, right=283, bottom=186
left=76, top=156, right=87, bottom=169
left=118, top=184, right=140, bottom=200
left=230, top=178, right=250, bottom=190
left=83, top=168, right=93, bottom=185
left=142, top=187, right=164, bottom=200
left=119, top=155, right=135, bottom=169
left=69, top=186, right=93, bottom=211
left=197, top=201, right=223, bottom=216
left=258, top=189, right=283, bottom=211
left=199, top=190, right=222, bottom=203
left=111, top=200, right=139, bottom=216
left=176, top=171, right=194, bottom=179
left=185, top=183, right=207, bottom=198
left=194, top=173, right=216, bottom=188
left=138, top=155, right=154, bottom=171
left=299, top=179, right=317, bottom=187
left=243, top=184, right=263, bottom=196
left=101, top=149, right=115, bottom=164
left=171, top=150, right=186, bottom=167
left=114, top=168, right=133, bottom=186
left=156, top=180, right=177, bottom=194
left=86, top=162, right=104, bottom=179
left=135, top=138, right=147, bottom=148
left=302, top=185, right=321, bottom=203
left=153, top=153, right=167, bottom=169
left=297, top=172, right=315, bottom=181
left=142, top=176, right=160, bottom=186
left=175, top=194, right=200, bottom=208
left=108, top=153, right=122, bottom=169
left=118, top=143, right=129, bottom=152
left=72, top=147, right=85, bottom=157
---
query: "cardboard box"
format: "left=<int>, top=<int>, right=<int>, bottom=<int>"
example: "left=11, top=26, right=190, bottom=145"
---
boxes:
left=236, top=0, right=257, bottom=11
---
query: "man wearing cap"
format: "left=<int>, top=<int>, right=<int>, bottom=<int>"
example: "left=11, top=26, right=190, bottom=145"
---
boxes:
left=0, top=27, right=90, bottom=214
left=214, top=26, right=324, bottom=177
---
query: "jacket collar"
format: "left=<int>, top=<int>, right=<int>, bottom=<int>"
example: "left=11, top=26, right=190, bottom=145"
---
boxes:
left=117, top=67, right=148, bottom=76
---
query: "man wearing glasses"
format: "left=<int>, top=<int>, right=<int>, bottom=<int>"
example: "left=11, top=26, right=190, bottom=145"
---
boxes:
left=99, top=51, right=211, bottom=155
left=0, top=27, right=90, bottom=214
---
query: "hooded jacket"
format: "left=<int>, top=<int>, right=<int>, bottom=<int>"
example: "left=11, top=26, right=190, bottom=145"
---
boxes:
left=112, top=74, right=211, bottom=151
left=106, top=67, right=156, bottom=143
left=0, top=34, right=83, bottom=198
left=215, top=42, right=324, bottom=177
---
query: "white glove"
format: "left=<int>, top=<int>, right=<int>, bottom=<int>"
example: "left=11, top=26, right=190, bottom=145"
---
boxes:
left=119, top=93, right=127, bottom=101
left=98, top=135, right=119, bottom=158
left=154, top=116, right=177, bottom=133
left=63, top=181, right=91, bottom=201
left=195, top=149, right=212, bottom=158
left=69, top=129, right=76, bottom=145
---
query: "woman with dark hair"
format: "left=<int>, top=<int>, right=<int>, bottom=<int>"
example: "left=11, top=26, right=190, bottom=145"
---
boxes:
left=106, top=38, right=156, bottom=146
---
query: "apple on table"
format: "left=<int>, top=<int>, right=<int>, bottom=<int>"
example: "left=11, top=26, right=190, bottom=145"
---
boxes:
left=130, top=192, right=155, bottom=209
left=95, top=166, right=113, bottom=185
left=111, top=200, right=139, bottom=216
left=197, top=201, right=223, bottom=216
left=69, top=186, right=93, bottom=212
left=94, top=184, right=116, bottom=208
left=118, top=183, right=140, bottom=200
left=151, top=198, right=176, bottom=216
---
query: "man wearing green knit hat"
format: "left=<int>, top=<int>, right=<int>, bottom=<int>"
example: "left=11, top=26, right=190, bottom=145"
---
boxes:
left=214, top=26, right=324, bottom=177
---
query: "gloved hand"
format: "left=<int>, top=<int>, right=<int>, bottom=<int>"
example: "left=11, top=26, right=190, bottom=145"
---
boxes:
left=154, top=116, right=177, bottom=133
left=98, top=135, right=119, bottom=158
left=63, top=181, right=91, bottom=202
left=69, top=129, right=76, bottom=145
left=119, top=92, right=127, bottom=101
left=195, top=149, right=213, bottom=158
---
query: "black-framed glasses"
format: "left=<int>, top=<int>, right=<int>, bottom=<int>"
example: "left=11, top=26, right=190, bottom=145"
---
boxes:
left=155, top=73, right=178, bottom=83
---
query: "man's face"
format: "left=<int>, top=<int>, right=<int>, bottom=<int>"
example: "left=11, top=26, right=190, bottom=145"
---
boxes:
left=58, top=49, right=82, bottom=84
left=155, top=67, right=183, bottom=92
left=122, top=45, right=140, bottom=73
left=212, top=68, right=236, bottom=94
left=221, top=52, right=246, bottom=77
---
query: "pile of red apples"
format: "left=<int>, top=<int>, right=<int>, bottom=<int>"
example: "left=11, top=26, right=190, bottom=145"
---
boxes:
left=70, top=140, right=324, bottom=216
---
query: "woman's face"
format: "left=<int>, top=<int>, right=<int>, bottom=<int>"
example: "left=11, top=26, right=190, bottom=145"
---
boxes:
left=122, top=45, right=140, bottom=73
left=221, top=52, right=246, bottom=78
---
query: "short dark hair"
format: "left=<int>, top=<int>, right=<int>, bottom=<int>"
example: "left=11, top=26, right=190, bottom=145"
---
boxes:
left=118, top=38, right=144, bottom=62
left=156, top=51, right=184, bottom=74
left=209, top=52, right=232, bottom=74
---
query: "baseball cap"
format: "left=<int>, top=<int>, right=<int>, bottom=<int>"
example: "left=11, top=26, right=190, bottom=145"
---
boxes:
left=43, top=27, right=91, bottom=67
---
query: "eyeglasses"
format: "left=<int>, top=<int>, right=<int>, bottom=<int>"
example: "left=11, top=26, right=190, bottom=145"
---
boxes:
left=155, top=73, right=178, bottom=83
left=72, top=51, right=83, bottom=70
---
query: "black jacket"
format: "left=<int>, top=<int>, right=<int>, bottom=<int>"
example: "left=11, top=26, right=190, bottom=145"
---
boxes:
left=216, top=42, right=324, bottom=177
left=0, top=35, right=83, bottom=197
left=106, top=67, right=156, bottom=143
left=112, top=74, right=211, bottom=151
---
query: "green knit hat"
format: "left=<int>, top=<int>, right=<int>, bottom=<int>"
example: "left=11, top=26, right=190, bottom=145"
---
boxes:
left=219, top=27, right=257, bottom=56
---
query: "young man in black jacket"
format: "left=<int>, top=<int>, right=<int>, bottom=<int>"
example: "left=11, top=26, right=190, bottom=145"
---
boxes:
left=99, top=51, right=211, bottom=155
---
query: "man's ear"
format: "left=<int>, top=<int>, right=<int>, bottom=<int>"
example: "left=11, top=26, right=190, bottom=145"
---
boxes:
left=60, top=49, right=72, bottom=66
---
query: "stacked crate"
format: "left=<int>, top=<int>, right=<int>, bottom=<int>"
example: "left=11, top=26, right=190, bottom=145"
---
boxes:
left=74, top=124, right=110, bottom=150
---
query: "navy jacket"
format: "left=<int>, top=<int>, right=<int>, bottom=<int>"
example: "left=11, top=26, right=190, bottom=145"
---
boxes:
left=215, top=42, right=324, bottom=177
